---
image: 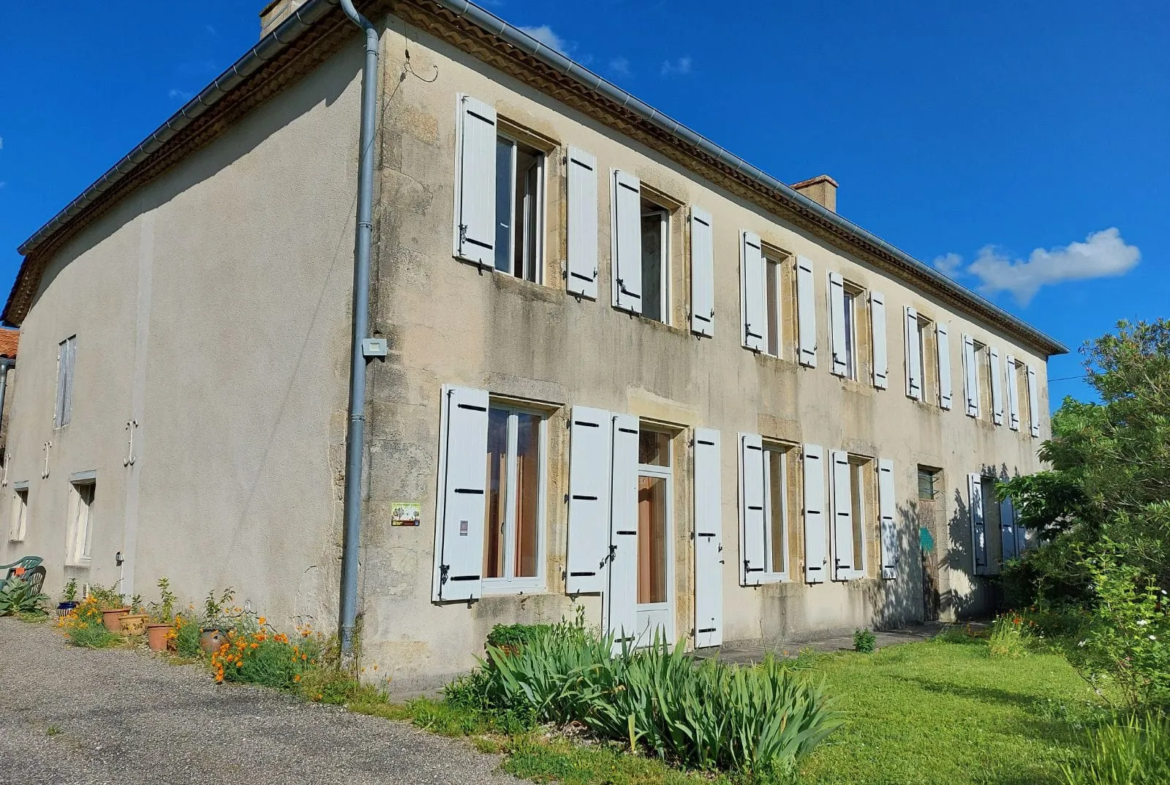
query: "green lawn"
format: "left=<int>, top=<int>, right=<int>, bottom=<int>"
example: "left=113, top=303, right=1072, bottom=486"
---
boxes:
left=797, top=637, right=1104, bottom=785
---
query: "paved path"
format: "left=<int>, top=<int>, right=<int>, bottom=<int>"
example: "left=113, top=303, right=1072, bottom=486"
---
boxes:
left=0, top=618, right=519, bottom=785
left=694, top=620, right=980, bottom=664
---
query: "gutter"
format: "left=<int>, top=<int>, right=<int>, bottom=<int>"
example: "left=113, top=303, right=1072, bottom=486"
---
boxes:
left=431, top=0, right=1068, bottom=357
left=337, top=0, right=380, bottom=657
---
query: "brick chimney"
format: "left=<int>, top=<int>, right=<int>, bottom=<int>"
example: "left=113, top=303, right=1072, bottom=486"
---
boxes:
left=792, top=175, right=838, bottom=213
left=259, top=0, right=308, bottom=37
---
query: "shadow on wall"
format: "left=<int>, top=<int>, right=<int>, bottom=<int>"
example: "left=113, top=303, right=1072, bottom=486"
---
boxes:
left=863, top=501, right=928, bottom=630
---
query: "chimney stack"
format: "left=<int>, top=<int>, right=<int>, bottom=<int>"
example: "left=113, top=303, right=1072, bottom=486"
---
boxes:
left=791, top=175, right=838, bottom=213
left=259, top=0, right=308, bottom=38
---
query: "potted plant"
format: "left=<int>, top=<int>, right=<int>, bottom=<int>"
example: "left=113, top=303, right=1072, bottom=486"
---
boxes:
left=119, top=594, right=149, bottom=636
left=199, top=587, right=235, bottom=653
left=56, top=578, right=79, bottom=619
left=145, top=578, right=177, bottom=652
left=90, top=584, right=131, bottom=632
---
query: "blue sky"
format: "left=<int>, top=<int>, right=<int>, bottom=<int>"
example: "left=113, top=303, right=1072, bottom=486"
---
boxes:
left=1, top=1, right=1166, bottom=406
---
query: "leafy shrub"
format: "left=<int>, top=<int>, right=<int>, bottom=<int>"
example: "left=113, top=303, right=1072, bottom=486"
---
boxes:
left=1063, top=712, right=1170, bottom=785
left=989, top=614, right=1033, bottom=659
left=1068, top=553, right=1170, bottom=711
left=853, top=628, right=876, bottom=653
left=58, top=597, right=121, bottom=648
left=475, top=622, right=842, bottom=775
left=86, top=583, right=125, bottom=610
left=485, top=623, right=552, bottom=650
left=0, top=574, right=48, bottom=616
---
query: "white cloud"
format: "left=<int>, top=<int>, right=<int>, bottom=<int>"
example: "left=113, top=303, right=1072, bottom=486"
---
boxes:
left=661, top=56, right=692, bottom=76
left=205, top=24, right=217, bottom=36
left=169, top=88, right=194, bottom=101
left=0, top=136, right=4, bottom=151
left=931, top=252, right=963, bottom=278
left=518, top=24, right=568, bottom=54
left=0, top=182, right=6, bottom=189
left=935, top=228, right=1140, bottom=305
left=609, top=56, right=631, bottom=77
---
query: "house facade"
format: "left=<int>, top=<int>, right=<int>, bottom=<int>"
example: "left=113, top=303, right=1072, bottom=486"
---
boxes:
left=1, top=0, right=1063, bottom=692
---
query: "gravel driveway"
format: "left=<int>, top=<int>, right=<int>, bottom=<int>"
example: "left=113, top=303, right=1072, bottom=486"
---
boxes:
left=0, top=618, right=520, bottom=785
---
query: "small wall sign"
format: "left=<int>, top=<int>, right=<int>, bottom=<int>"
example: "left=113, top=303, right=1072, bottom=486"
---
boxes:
left=391, top=502, right=421, bottom=526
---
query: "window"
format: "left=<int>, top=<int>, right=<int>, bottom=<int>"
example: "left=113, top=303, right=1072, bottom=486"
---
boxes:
left=831, top=275, right=868, bottom=379
left=9, top=483, right=28, bottom=542
left=1017, top=362, right=1031, bottom=434
left=55, top=335, right=77, bottom=428
left=918, top=315, right=937, bottom=405
left=637, top=427, right=672, bottom=608
left=918, top=467, right=940, bottom=501
left=494, top=134, right=545, bottom=282
left=640, top=198, right=670, bottom=323
left=842, top=290, right=858, bottom=379
left=974, top=341, right=994, bottom=421
left=848, top=458, right=869, bottom=575
left=66, top=478, right=95, bottom=565
left=765, top=254, right=782, bottom=356
left=482, top=404, right=546, bottom=591
left=763, top=444, right=792, bottom=578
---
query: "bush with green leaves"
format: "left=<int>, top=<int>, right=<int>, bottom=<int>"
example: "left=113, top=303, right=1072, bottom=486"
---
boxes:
left=473, top=621, right=841, bottom=776
left=853, top=628, right=876, bottom=653
left=1062, top=712, right=1170, bottom=785
left=0, top=574, right=49, bottom=616
left=988, top=614, right=1033, bottom=659
left=1067, top=553, right=1170, bottom=711
left=485, top=623, right=551, bottom=650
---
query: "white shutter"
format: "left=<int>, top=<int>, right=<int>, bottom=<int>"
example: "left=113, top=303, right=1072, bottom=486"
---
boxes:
left=606, top=414, right=640, bottom=650
left=990, top=346, right=1004, bottom=425
left=1000, top=495, right=1017, bottom=563
left=796, top=255, right=817, bottom=367
left=937, top=321, right=953, bottom=410
left=828, top=272, right=848, bottom=377
left=690, top=208, right=715, bottom=337
left=693, top=428, right=723, bottom=648
left=611, top=170, right=642, bottom=314
left=566, top=147, right=599, bottom=299
left=738, top=433, right=766, bottom=586
left=878, top=459, right=898, bottom=580
left=63, top=337, right=76, bottom=426
left=802, top=444, right=827, bottom=583
left=1006, top=355, right=1021, bottom=431
left=905, top=306, right=922, bottom=400
left=453, top=94, right=497, bottom=267
left=871, top=291, right=888, bottom=389
left=566, top=406, right=613, bottom=595
left=1027, top=365, right=1041, bottom=437
left=962, top=334, right=979, bottom=418
left=739, top=232, right=765, bottom=351
left=433, top=385, right=490, bottom=602
left=968, top=473, right=987, bottom=575
left=830, top=450, right=855, bottom=580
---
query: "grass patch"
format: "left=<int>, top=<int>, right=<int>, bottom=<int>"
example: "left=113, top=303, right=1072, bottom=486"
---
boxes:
left=796, top=638, right=1108, bottom=785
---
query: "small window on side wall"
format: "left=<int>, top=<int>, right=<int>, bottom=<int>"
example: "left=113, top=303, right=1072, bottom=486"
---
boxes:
left=640, top=196, right=670, bottom=324
left=55, top=335, right=77, bottom=428
left=9, top=483, right=28, bottom=542
left=66, top=478, right=95, bottom=566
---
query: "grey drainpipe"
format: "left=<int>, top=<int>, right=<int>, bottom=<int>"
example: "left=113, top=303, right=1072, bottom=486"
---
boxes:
left=338, top=0, right=379, bottom=657
left=0, top=358, right=13, bottom=440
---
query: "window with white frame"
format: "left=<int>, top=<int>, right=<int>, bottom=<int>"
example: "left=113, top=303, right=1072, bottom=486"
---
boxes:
left=482, top=404, right=546, bottom=591
left=918, top=314, right=937, bottom=406
left=55, top=335, right=77, bottom=428
left=494, top=134, right=545, bottom=281
left=842, top=288, right=859, bottom=380
left=637, top=427, right=673, bottom=607
left=640, top=197, right=670, bottom=323
left=830, top=274, right=867, bottom=380
left=9, top=483, right=28, bottom=542
left=830, top=450, right=870, bottom=580
left=763, top=444, right=792, bottom=578
left=66, top=478, right=95, bottom=565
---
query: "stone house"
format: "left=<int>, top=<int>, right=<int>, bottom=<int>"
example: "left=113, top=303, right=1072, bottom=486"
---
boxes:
left=0, top=0, right=1064, bottom=692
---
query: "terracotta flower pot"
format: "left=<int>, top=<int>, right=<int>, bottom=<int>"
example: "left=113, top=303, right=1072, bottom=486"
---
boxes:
left=200, top=628, right=228, bottom=654
left=146, top=623, right=174, bottom=652
left=119, top=613, right=149, bottom=636
left=102, top=608, right=130, bottom=632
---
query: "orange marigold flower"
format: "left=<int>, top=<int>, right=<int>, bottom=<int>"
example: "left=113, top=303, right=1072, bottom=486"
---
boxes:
left=255, top=633, right=266, bottom=642
left=258, top=617, right=266, bottom=625
left=236, top=662, right=243, bottom=668
left=294, top=674, right=301, bottom=682
left=250, top=643, right=259, bottom=650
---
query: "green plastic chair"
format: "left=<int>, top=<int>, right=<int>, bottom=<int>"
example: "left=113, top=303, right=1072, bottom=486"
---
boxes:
left=1, top=555, right=46, bottom=595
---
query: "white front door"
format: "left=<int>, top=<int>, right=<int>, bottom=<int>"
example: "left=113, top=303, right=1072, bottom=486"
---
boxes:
left=634, top=427, right=674, bottom=647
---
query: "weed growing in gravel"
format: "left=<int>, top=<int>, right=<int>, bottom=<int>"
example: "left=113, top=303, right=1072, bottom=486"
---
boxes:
left=58, top=597, right=121, bottom=648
